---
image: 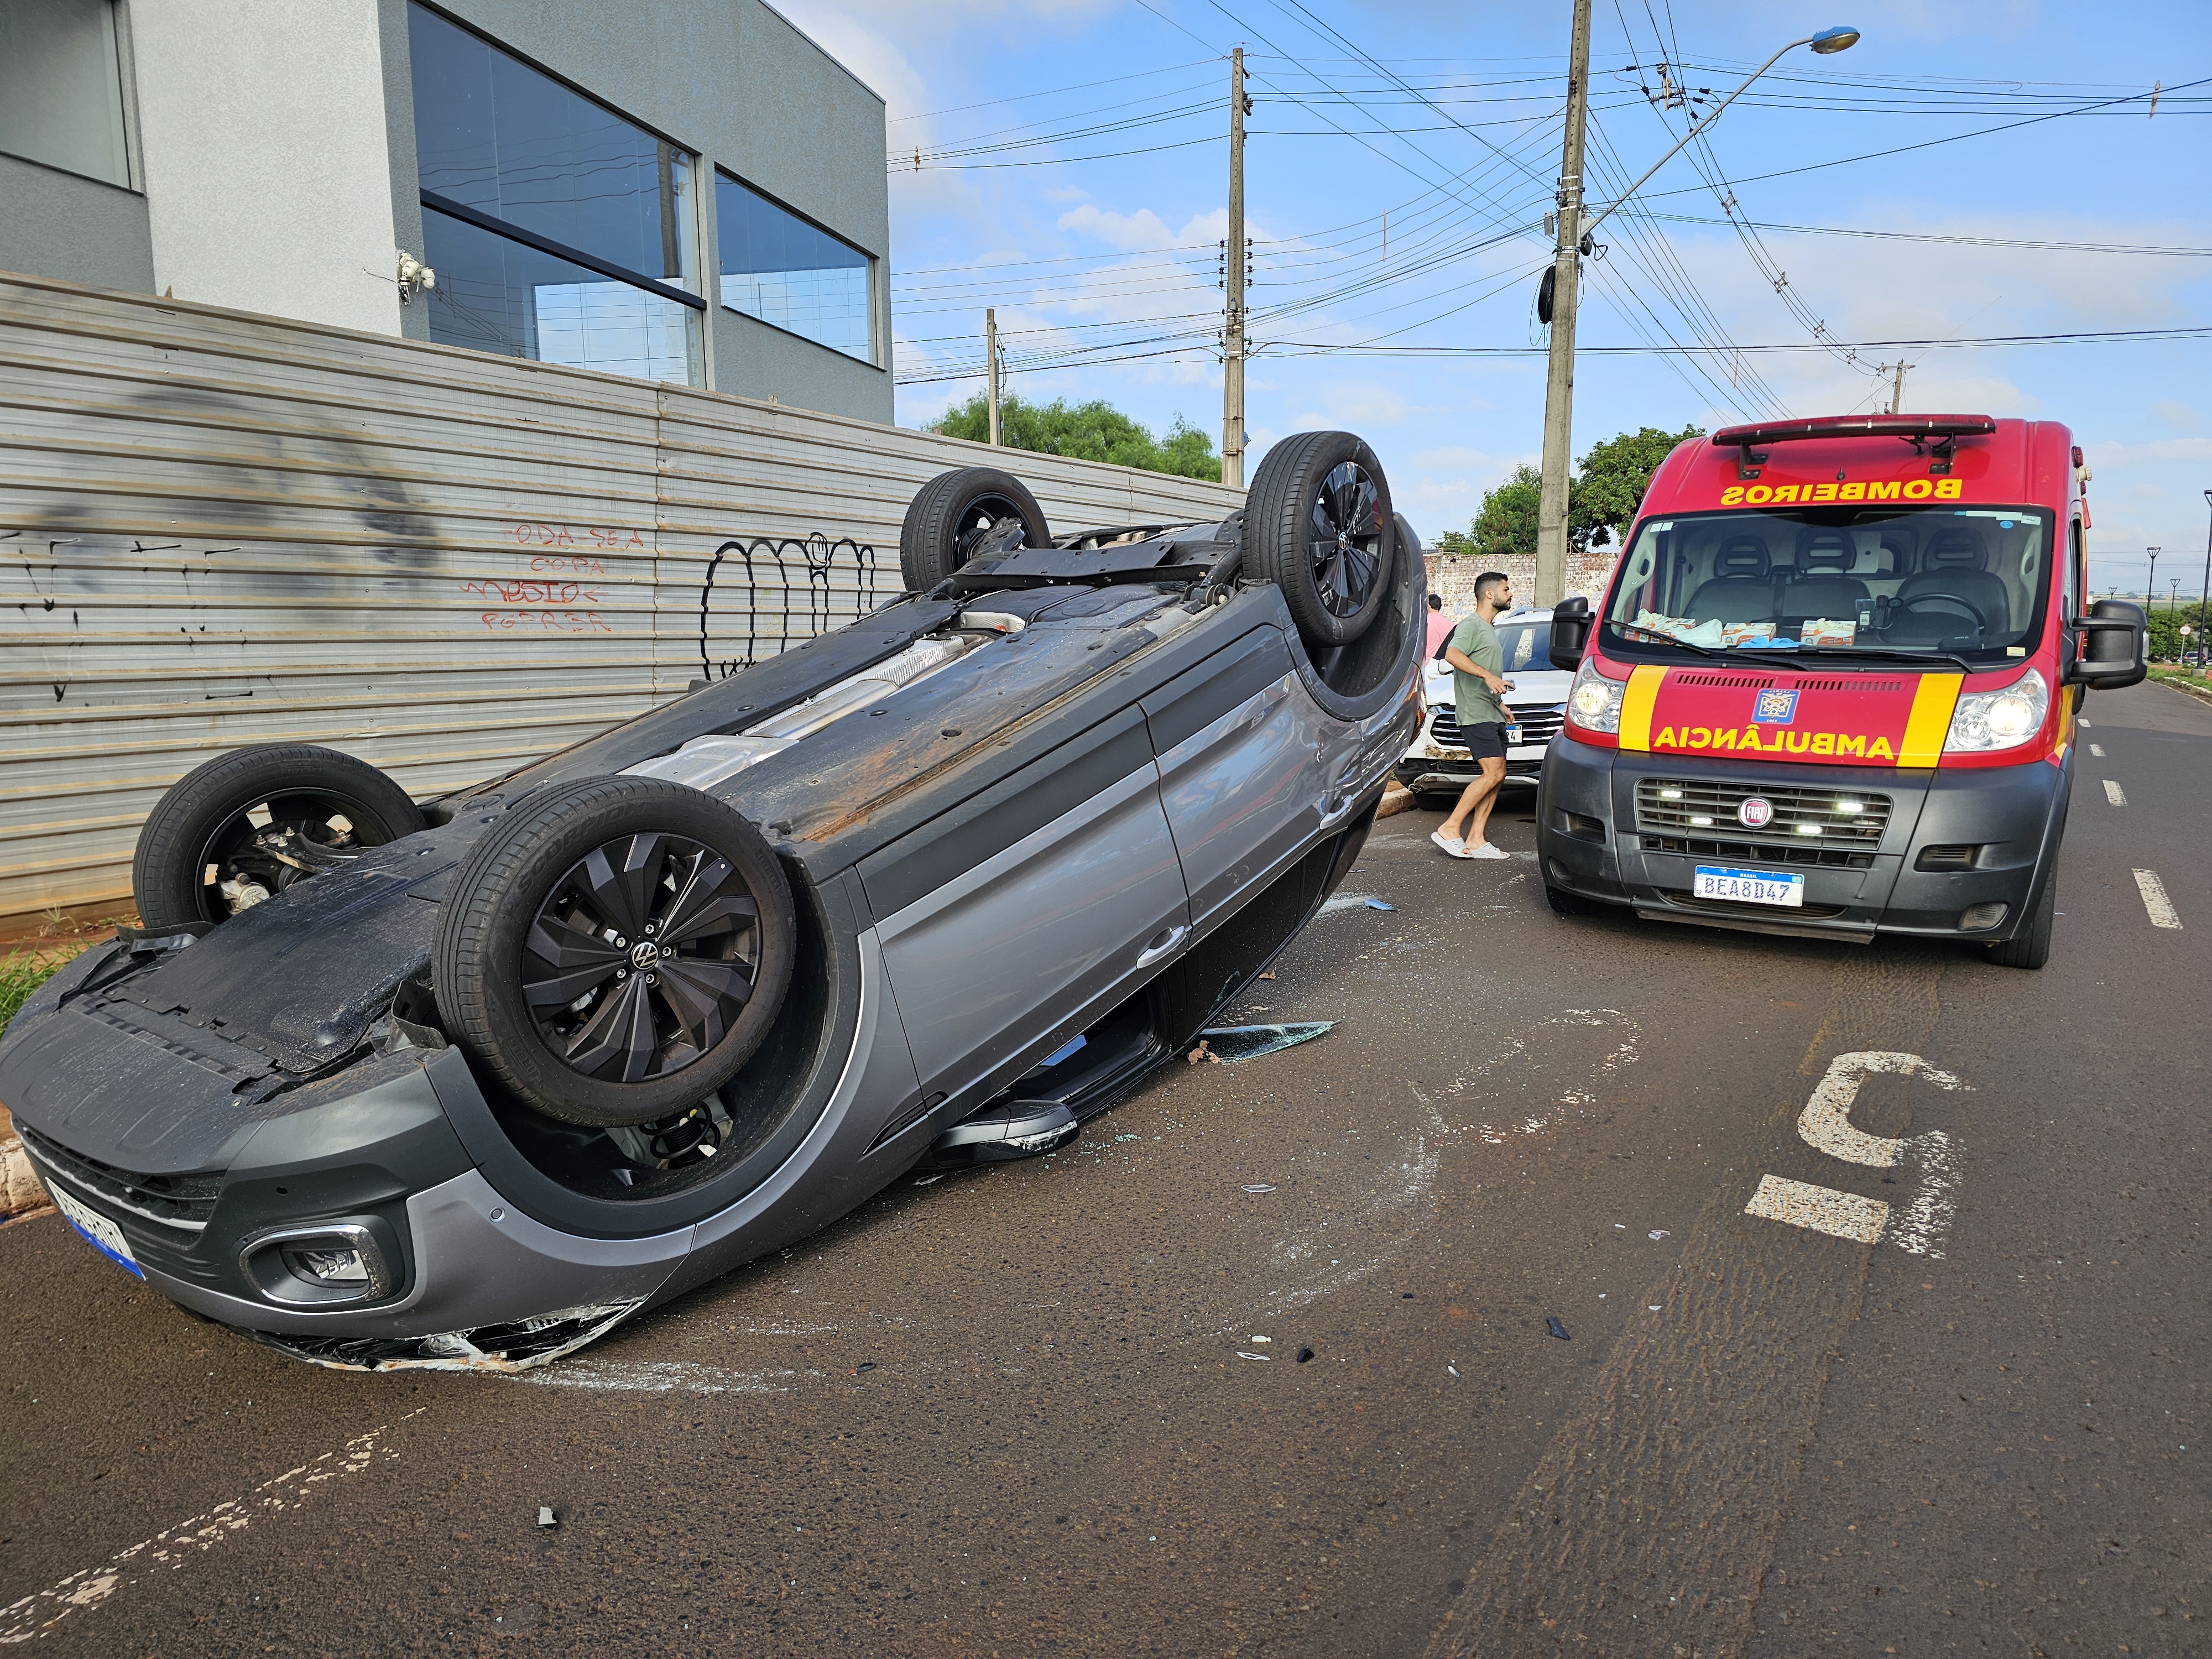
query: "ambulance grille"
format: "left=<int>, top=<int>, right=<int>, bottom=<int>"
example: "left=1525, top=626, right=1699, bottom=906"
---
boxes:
left=1635, top=779, right=1891, bottom=849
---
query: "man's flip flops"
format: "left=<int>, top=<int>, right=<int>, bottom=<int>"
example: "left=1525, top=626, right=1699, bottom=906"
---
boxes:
left=1431, top=829, right=1477, bottom=860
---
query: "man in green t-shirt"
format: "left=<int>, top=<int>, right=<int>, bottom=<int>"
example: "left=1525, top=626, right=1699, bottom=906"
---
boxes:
left=1433, top=570, right=1517, bottom=860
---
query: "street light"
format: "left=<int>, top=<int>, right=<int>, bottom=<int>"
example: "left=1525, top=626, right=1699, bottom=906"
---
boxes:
left=2146, top=547, right=2158, bottom=607
left=1532, top=12, right=1863, bottom=605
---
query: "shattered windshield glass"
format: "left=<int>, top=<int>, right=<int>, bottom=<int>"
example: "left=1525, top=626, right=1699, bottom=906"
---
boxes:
left=1603, top=505, right=2054, bottom=663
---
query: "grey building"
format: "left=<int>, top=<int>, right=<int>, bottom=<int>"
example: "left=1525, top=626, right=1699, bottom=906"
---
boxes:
left=0, top=0, right=894, bottom=421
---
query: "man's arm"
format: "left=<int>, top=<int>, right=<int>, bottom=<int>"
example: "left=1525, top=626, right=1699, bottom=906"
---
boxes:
left=1444, top=646, right=1512, bottom=695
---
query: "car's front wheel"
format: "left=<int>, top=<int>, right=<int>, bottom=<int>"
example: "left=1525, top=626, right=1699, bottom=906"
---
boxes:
left=434, top=778, right=797, bottom=1126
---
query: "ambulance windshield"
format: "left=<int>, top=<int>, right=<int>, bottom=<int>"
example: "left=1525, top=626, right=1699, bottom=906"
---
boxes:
left=1603, top=506, right=2054, bottom=663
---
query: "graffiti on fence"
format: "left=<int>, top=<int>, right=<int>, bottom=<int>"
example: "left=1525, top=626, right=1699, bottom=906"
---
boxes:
left=697, top=534, right=881, bottom=680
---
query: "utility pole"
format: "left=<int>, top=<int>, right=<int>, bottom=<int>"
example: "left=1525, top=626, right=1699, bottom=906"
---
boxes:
left=1533, top=0, right=1593, bottom=608
left=1222, top=46, right=1250, bottom=490
left=985, top=308, right=1001, bottom=447
left=1887, top=359, right=1914, bottom=415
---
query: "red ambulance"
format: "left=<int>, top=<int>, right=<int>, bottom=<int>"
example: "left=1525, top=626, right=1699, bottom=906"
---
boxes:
left=1536, top=414, right=2147, bottom=969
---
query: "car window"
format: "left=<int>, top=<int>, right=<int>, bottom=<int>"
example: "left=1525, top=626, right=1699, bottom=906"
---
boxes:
left=1496, top=620, right=1549, bottom=675
left=1604, top=505, right=2053, bottom=662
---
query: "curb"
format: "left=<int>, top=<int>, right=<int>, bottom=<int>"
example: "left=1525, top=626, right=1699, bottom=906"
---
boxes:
left=1, top=1135, right=51, bottom=1223
left=1376, top=782, right=1417, bottom=820
left=2152, top=675, right=2212, bottom=709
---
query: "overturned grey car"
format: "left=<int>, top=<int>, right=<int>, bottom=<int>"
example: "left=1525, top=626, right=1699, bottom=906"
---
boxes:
left=1, top=431, right=1423, bottom=1370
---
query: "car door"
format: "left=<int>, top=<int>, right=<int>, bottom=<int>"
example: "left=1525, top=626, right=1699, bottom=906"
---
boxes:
left=1141, top=625, right=1324, bottom=939
left=859, top=706, right=1192, bottom=1111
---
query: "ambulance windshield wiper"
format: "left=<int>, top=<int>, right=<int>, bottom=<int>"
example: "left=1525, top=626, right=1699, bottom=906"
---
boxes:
left=1613, top=622, right=1719, bottom=658
left=1798, top=644, right=1978, bottom=675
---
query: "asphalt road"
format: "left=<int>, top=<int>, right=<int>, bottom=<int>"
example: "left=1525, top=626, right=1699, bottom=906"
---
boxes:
left=4, top=680, right=2205, bottom=1657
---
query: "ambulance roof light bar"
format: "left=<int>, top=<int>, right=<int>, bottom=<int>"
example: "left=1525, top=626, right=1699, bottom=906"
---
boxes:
left=1713, top=415, right=1997, bottom=478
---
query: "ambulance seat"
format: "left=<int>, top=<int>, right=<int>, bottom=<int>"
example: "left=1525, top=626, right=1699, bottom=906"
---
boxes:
left=1782, top=529, right=1870, bottom=618
left=1686, top=536, right=1775, bottom=623
left=1899, top=528, right=2011, bottom=634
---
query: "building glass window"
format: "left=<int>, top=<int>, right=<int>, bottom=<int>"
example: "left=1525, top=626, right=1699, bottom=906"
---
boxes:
left=408, top=2, right=702, bottom=384
left=716, top=174, right=874, bottom=363
left=0, top=0, right=131, bottom=188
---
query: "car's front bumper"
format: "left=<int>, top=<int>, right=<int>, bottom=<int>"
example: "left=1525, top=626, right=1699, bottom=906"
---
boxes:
left=1395, top=702, right=1558, bottom=792
left=1534, top=731, right=2070, bottom=944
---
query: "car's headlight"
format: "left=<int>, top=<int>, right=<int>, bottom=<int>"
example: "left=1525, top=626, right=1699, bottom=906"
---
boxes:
left=1566, top=656, right=1626, bottom=734
left=1944, top=666, right=2048, bottom=753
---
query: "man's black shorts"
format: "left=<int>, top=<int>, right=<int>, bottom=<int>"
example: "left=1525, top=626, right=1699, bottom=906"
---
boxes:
left=1461, top=719, right=1507, bottom=760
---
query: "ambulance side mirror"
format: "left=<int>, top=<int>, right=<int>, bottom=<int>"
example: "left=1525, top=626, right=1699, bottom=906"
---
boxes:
left=2067, top=598, right=2146, bottom=691
left=1549, top=596, right=1592, bottom=670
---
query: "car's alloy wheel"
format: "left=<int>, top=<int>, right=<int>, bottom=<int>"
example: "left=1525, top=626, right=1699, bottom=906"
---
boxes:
left=131, top=744, right=423, bottom=930
left=523, top=831, right=763, bottom=1084
left=1246, top=430, right=1397, bottom=649
left=435, top=777, right=796, bottom=1126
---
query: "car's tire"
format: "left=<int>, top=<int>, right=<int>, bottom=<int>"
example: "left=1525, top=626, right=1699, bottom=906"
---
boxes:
left=1985, top=868, right=2054, bottom=970
left=1245, top=430, right=1397, bottom=650
left=434, top=776, right=797, bottom=1127
left=898, top=467, right=1051, bottom=592
left=132, top=744, right=422, bottom=930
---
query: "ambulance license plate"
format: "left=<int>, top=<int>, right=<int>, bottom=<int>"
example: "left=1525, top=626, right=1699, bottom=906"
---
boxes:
left=1504, top=724, right=1524, bottom=745
left=1693, top=865, right=1804, bottom=908
left=50, top=1185, right=144, bottom=1278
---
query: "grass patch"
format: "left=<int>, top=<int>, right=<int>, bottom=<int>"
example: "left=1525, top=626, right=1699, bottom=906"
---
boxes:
left=0, top=946, right=85, bottom=1041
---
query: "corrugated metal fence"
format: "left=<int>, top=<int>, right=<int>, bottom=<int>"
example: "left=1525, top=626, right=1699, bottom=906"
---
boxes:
left=0, top=273, right=1243, bottom=934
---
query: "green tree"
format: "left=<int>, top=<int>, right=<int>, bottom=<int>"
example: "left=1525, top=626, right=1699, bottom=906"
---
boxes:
left=928, top=394, right=1222, bottom=482
left=1438, top=425, right=1704, bottom=559
left=1570, top=424, right=1704, bottom=547
left=1467, top=463, right=1543, bottom=563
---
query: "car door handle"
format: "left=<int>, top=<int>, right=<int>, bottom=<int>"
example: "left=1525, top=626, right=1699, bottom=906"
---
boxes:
left=1135, top=925, right=1187, bottom=968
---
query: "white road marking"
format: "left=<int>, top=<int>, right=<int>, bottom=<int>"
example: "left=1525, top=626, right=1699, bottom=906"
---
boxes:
left=1744, top=1175, right=1890, bottom=1244
left=2133, top=869, right=2183, bottom=930
left=1746, top=1053, right=1968, bottom=1257
left=2103, top=779, right=2127, bottom=806
left=0, top=1419, right=410, bottom=1644
left=2079, top=718, right=2092, bottom=727
left=1796, top=1051, right=1965, bottom=1168
left=2089, top=743, right=2106, bottom=757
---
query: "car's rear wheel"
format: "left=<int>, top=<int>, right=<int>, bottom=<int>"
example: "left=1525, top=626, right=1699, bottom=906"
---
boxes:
left=899, top=466, right=1051, bottom=592
left=434, top=777, right=797, bottom=1126
left=1246, top=430, right=1397, bottom=650
left=1986, top=869, right=2054, bottom=969
left=132, top=744, right=422, bottom=930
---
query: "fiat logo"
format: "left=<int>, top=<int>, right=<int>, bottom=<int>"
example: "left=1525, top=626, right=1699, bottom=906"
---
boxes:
left=1738, top=796, right=1775, bottom=830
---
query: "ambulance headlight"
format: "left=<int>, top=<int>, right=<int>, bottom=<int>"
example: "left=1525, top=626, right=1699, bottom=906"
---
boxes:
left=1567, top=656, right=1626, bottom=734
left=1944, top=667, right=2048, bottom=753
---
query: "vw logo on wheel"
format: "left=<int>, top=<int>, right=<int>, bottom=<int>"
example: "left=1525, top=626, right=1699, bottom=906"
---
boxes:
left=1738, top=795, right=1775, bottom=830
left=629, top=939, right=664, bottom=971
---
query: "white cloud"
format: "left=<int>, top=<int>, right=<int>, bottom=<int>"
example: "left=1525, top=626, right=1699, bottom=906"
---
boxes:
left=2153, top=398, right=2201, bottom=431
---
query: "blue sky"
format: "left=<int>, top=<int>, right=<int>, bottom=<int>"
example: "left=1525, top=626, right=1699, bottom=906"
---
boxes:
left=779, top=0, right=2212, bottom=600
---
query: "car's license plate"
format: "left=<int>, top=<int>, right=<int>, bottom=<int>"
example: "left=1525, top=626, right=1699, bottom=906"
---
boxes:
left=1504, top=724, right=1524, bottom=744
left=49, top=1185, right=144, bottom=1278
left=1693, top=864, right=1804, bottom=908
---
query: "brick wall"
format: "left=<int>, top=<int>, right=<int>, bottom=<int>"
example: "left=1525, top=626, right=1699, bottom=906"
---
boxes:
left=1424, top=549, right=1618, bottom=616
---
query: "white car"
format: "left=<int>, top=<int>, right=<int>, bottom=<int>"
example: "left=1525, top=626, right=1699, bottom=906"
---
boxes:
left=1396, top=607, right=1571, bottom=803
